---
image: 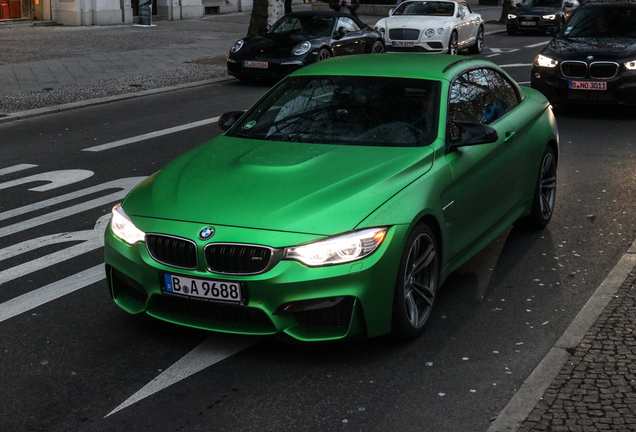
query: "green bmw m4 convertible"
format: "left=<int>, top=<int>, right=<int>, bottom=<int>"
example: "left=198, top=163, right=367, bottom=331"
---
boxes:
left=105, top=54, right=558, bottom=342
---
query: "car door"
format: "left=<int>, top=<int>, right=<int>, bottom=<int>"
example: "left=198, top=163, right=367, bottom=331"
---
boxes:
left=443, top=68, right=524, bottom=261
left=332, top=17, right=366, bottom=56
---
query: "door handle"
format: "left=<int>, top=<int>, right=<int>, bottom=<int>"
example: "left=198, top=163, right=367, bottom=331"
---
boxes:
left=504, top=131, right=516, bottom=143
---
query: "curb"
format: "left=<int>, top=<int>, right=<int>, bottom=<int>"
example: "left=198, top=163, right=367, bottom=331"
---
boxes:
left=487, top=245, right=636, bottom=431
left=0, top=76, right=235, bottom=125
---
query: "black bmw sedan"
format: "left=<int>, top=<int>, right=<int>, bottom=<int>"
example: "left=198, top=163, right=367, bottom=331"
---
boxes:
left=507, top=0, right=579, bottom=35
left=531, top=1, right=636, bottom=105
left=227, top=11, right=385, bottom=81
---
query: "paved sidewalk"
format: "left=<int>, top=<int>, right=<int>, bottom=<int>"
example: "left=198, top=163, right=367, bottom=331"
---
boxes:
left=0, top=1, right=505, bottom=119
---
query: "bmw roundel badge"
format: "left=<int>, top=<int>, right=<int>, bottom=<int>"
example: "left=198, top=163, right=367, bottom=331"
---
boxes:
left=199, top=227, right=215, bottom=240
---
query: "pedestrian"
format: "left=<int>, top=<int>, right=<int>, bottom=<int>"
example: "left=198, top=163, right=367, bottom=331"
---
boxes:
left=329, top=0, right=359, bottom=16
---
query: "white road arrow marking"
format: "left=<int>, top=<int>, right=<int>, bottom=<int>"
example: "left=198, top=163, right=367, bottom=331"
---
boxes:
left=106, top=333, right=263, bottom=417
left=0, top=169, right=94, bottom=192
left=0, top=164, right=38, bottom=176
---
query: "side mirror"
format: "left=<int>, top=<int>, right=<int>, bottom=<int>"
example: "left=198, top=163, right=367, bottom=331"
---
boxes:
left=388, top=8, right=395, bottom=16
left=218, top=110, right=245, bottom=131
left=449, top=121, right=498, bottom=149
left=335, top=26, right=346, bottom=38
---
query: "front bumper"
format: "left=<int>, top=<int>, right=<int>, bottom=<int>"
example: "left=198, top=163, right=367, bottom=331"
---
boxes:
left=508, top=16, right=558, bottom=33
left=104, top=220, right=408, bottom=342
left=531, top=65, right=636, bottom=105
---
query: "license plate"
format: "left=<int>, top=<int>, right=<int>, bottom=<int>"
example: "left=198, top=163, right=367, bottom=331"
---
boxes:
left=243, top=61, right=268, bottom=69
left=569, top=81, right=607, bottom=90
left=520, top=21, right=536, bottom=26
left=161, top=273, right=245, bottom=304
left=392, top=41, right=414, bottom=47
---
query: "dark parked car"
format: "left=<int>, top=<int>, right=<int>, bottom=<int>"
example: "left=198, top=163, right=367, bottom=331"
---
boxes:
left=531, top=0, right=636, bottom=104
left=507, top=0, right=579, bottom=35
left=227, top=11, right=385, bottom=81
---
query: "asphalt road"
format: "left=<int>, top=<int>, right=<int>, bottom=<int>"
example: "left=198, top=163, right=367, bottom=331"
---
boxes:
left=2, top=34, right=636, bottom=432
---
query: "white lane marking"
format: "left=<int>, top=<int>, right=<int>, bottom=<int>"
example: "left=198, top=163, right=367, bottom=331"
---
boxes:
left=490, top=48, right=503, bottom=53
left=0, top=164, right=38, bottom=176
left=0, top=170, right=93, bottom=192
left=0, top=177, right=144, bottom=239
left=0, top=265, right=104, bottom=323
left=106, top=333, right=263, bottom=417
left=487, top=54, right=501, bottom=58
left=83, top=117, right=220, bottom=152
left=518, top=81, right=531, bottom=85
left=0, top=177, right=144, bottom=223
left=525, top=41, right=550, bottom=48
left=0, top=215, right=109, bottom=285
left=499, top=63, right=533, bottom=68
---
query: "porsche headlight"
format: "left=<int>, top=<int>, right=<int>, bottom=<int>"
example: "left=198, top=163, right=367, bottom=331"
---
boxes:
left=231, top=39, right=244, bottom=53
left=625, top=61, right=636, bottom=70
left=293, top=41, right=312, bottom=56
left=285, top=228, right=387, bottom=267
left=508, top=14, right=517, bottom=19
left=535, top=54, right=559, bottom=68
left=110, top=204, right=145, bottom=245
left=425, top=28, right=435, bottom=38
left=542, top=14, right=556, bottom=20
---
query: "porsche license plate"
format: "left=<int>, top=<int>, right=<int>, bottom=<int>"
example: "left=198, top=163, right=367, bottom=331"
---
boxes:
left=161, top=273, right=244, bottom=304
left=392, top=41, right=414, bottom=47
left=569, top=81, right=607, bottom=91
left=244, top=61, right=268, bottom=69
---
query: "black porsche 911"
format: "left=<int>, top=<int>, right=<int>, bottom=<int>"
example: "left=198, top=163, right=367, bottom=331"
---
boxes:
left=226, top=11, right=385, bottom=81
left=531, top=1, right=636, bottom=105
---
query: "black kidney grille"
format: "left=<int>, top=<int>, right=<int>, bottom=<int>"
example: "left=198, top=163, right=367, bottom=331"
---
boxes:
left=561, top=61, right=587, bottom=78
left=205, top=244, right=273, bottom=275
left=389, top=28, right=420, bottom=40
left=146, top=234, right=197, bottom=269
left=590, top=62, right=618, bottom=79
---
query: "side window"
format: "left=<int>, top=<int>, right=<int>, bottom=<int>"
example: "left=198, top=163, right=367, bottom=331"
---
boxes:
left=337, top=17, right=360, bottom=33
left=449, top=68, right=520, bottom=125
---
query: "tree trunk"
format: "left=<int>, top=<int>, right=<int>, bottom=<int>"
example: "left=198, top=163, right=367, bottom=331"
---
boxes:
left=247, top=0, right=286, bottom=37
left=499, top=0, right=514, bottom=24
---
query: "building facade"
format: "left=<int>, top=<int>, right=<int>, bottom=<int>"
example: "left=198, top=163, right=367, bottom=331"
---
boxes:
left=0, top=0, right=255, bottom=26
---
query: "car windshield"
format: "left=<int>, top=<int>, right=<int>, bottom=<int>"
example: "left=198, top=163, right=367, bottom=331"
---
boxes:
left=393, top=1, right=455, bottom=16
left=520, top=0, right=562, bottom=8
left=230, top=76, right=440, bottom=148
left=563, top=6, right=636, bottom=38
left=268, top=15, right=336, bottom=37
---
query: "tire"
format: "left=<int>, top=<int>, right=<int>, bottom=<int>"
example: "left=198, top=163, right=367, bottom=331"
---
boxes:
left=516, top=145, right=557, bottom=229
left=316, top=48, right=331, bottom=61
left=371, top=40, right=385, bottom=53
left=447, top=31, right=459, bottom=55
left=391, top=223, right=439, bottom=340
left=468, top=26, right=484, bottom=54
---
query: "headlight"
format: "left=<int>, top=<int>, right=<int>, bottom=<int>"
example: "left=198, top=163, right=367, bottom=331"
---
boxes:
left=625, top=61, right=636, bottom=70
left=293, top=41, right=312, bottom=56
left=508, top=14, right=517, bottom=19
left=379, top=27, right=385, bottom=34
left=437, top=28, right=444, bottom=34
left=110, top=204, right=145, bottom=245
left=230, top=39, right=244, bottom=53
left=535, top=54, right=559, bottom=68
left=542, top=14, right=556, bottom=20
left=425, top=28, right=435, bottom=38
left=284, top=228, right=387, bottom=267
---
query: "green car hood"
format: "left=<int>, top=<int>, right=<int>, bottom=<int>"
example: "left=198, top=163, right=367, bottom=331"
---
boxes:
left=123, top=136, right=435, bottom=236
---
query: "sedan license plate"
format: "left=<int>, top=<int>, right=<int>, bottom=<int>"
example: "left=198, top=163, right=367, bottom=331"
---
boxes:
left=569, top=81, right=607, bottom=91
left=392, top=41, right=414, bottom=48
left=520, top=21, right=536, bottom=26
left=244, top=61, right=268, bottom=69
left=161, top=273, right=245, bottom=304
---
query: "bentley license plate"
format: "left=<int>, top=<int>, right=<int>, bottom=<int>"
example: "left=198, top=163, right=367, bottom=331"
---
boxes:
left=161, top=273, right=244, bottom=304
left=392, top=41, right=414, bottom=47
left=569, top=81, right=607, bottom=90
left=244, top=61, right=268, bottom=69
